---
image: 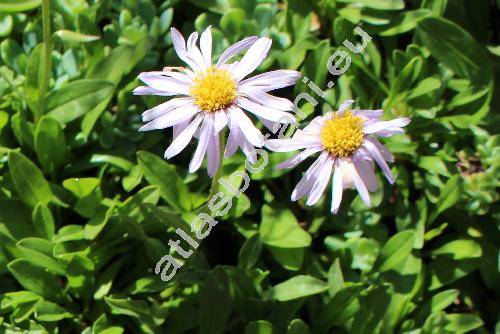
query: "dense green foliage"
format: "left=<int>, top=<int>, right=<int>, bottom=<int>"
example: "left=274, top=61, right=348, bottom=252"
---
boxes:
left=0, top=0, right=499, bottom=333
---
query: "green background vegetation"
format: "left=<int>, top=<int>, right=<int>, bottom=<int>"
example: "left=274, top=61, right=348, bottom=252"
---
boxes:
left=0, top=0, right=498, bottom=333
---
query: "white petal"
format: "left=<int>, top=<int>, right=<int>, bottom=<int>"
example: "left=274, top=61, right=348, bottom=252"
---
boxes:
left=363, top=117, right=410, bottom=135
left=302, top=115, right=326, bottom=134
left=231, top=37, right=272, bottom=82
left=187, top=32, right=208, bottom=70
left=239, top=87, right=294, bottom=111
left=338, top=99, right=354, bottom=113
left=331, top=162, right=344, bottom=214
left=363, top=138, right=394, bottom=184
left=237, top=97, right=296, bottom=123
left=138, top=72, right=190, bottom=95
left=229, top=106, right=264, bottom=147
left=238, top=70, right=301, bottom=92
left=142, top=98, right=193, bottom=122
left=164, top=115, right=204, bottom=159
left=139, top=104, right=199, bottom=131
left=217, top=36, right=258, bottom=66
left=306, top=156, right=334, bottom=206
left=277, top=146, right=323, bottom=169
left=200, top=26, right=212, bottom=66
left=367, top=137, right=394, bottom=162
left=189, top=117, right=211, bottom=173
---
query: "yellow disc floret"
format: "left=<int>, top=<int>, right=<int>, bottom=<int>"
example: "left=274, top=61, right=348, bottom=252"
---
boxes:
left=320, top=111, right=365, bottom=157
left=190, top=66, right=237, bottom=112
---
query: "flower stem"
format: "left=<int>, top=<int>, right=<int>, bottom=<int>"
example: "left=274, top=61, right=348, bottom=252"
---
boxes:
left=38, top=0, right=52, bottom=122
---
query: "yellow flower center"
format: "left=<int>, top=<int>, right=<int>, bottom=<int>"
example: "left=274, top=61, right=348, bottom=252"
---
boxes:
left=320, top=111, right=365, bottom=157
left=190, top=66, right=237, bottom=112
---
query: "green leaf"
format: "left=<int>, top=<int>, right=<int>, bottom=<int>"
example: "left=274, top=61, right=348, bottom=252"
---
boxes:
left=375, top=230, right=415, bottom=272
left=417, top=17, right=493, bottom=85
left=268, top=246, right=305, bottom=271
left=45, top=79, right=114, bottom=125
left=35, top=116, right=67, bottom=174
left=137, top=151, right=191, bottom=212
left=7, top=259, right=62, bottom=300
left=418, top=156, right=450, bottom=176
left=268, top=275, right=329, bottom=301
left=0, top=0, right=41, bottom=12
left=32, top=203, right=55, bottom=239
left=8, top=151, right=53, bottom=207
left=287, top=319, right=310, bottom=334
left=337, top=0, right=404, bottom=10
left=380, top=9, right=431, bottom=36
left=259, top=205, right=311, bottom=248
left=62, top=177, right=100, bottom=198
left=350, top=285, right=391, bottom=334
left=34, top=300, right=72, bottom=322
left=17, top=237, right=64, bottom=275
left=315, top=284, right=364, bottom=333
left=432, top=239, right=482, bottom=260
left=245, top=320, right=273, bottom=334
left=220, top=8, right=246, bottom=37
left=54, top=30, right=100, bottom=43
left=430, top=175, right=462, bottom=222
left=199, top=268, right=232, bottom=334
left=238, top=233, right=263, bottom=270
left=25, top=43, right=44, bottom=114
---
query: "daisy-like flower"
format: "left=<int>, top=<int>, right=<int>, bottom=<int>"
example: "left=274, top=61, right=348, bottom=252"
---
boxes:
left=134, top=26, right=300, bottom=177
left=266, top=100, right=410, bottom=213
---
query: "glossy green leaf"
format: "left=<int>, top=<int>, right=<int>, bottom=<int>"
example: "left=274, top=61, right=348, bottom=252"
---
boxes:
left=268, top=275, right=329, bottom=301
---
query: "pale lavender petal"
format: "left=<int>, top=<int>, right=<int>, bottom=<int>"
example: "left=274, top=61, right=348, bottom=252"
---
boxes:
left=189, top=116, right=211, bottom=173
left=173, top=117, right=193, bottom=138
left=237, top=97, right=296, bottom=123
left=206, top=129, right=220, bottom=177
left=164, top=115, right=204, bottom=159
left=138, top=72, right=190, bottom=95
left=239, top=87, right=294, bottom=111
left=231, top=37, right=272, bottom=82
left=306, top=156, right=335, bottom=206
left=187, top=32, right=208, bottom=70
left=224, top=119, right=241, bottom=159
left=142, top=98, right=193, bottom=122
left=200, top=26, right=212, bottom=66
left=213, top=110, right=228, bottom=134
left=239, top=136, right=258, bottom=164
left=238, top=70, right=301, bottom=92
left=338, top=99, right=354, bottom=113
left=229, top=106, right=264, bottom=147
left=266, top=134, right=321, bottom=152
left=170, top=27, right=202, bottom=72
left=363, top=138, right=395, bottom=184
left=291, top=152, right=329, bottom=201
left=277, top=146, right=323, bottom=169
left=302, top=115, right=326, bottom=134
left=354, top=109, right=384, bottom=120
left=351, top=164, right=371, bottom=208
left=363, top=118, right=410, bottom=135
left=354, top=159, right=378, bottom=192
left=217, top=36, right=258, bottom=66
left=139, top=104, right=199, bottom=131
left=133, top=86, right=177, bottom=96
left=366, top=137, right=394, bottom=162
left=331, top=162, right=344, bottom=214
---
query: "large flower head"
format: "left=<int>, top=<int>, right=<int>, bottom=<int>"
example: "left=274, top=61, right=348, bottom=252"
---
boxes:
left=266, top=100, right=410, bottom=214
left=134, top=26, right=300, bottom=177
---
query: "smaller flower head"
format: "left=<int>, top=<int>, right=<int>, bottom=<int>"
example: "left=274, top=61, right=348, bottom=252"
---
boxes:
left=266, top=100, right=410, bottom=214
